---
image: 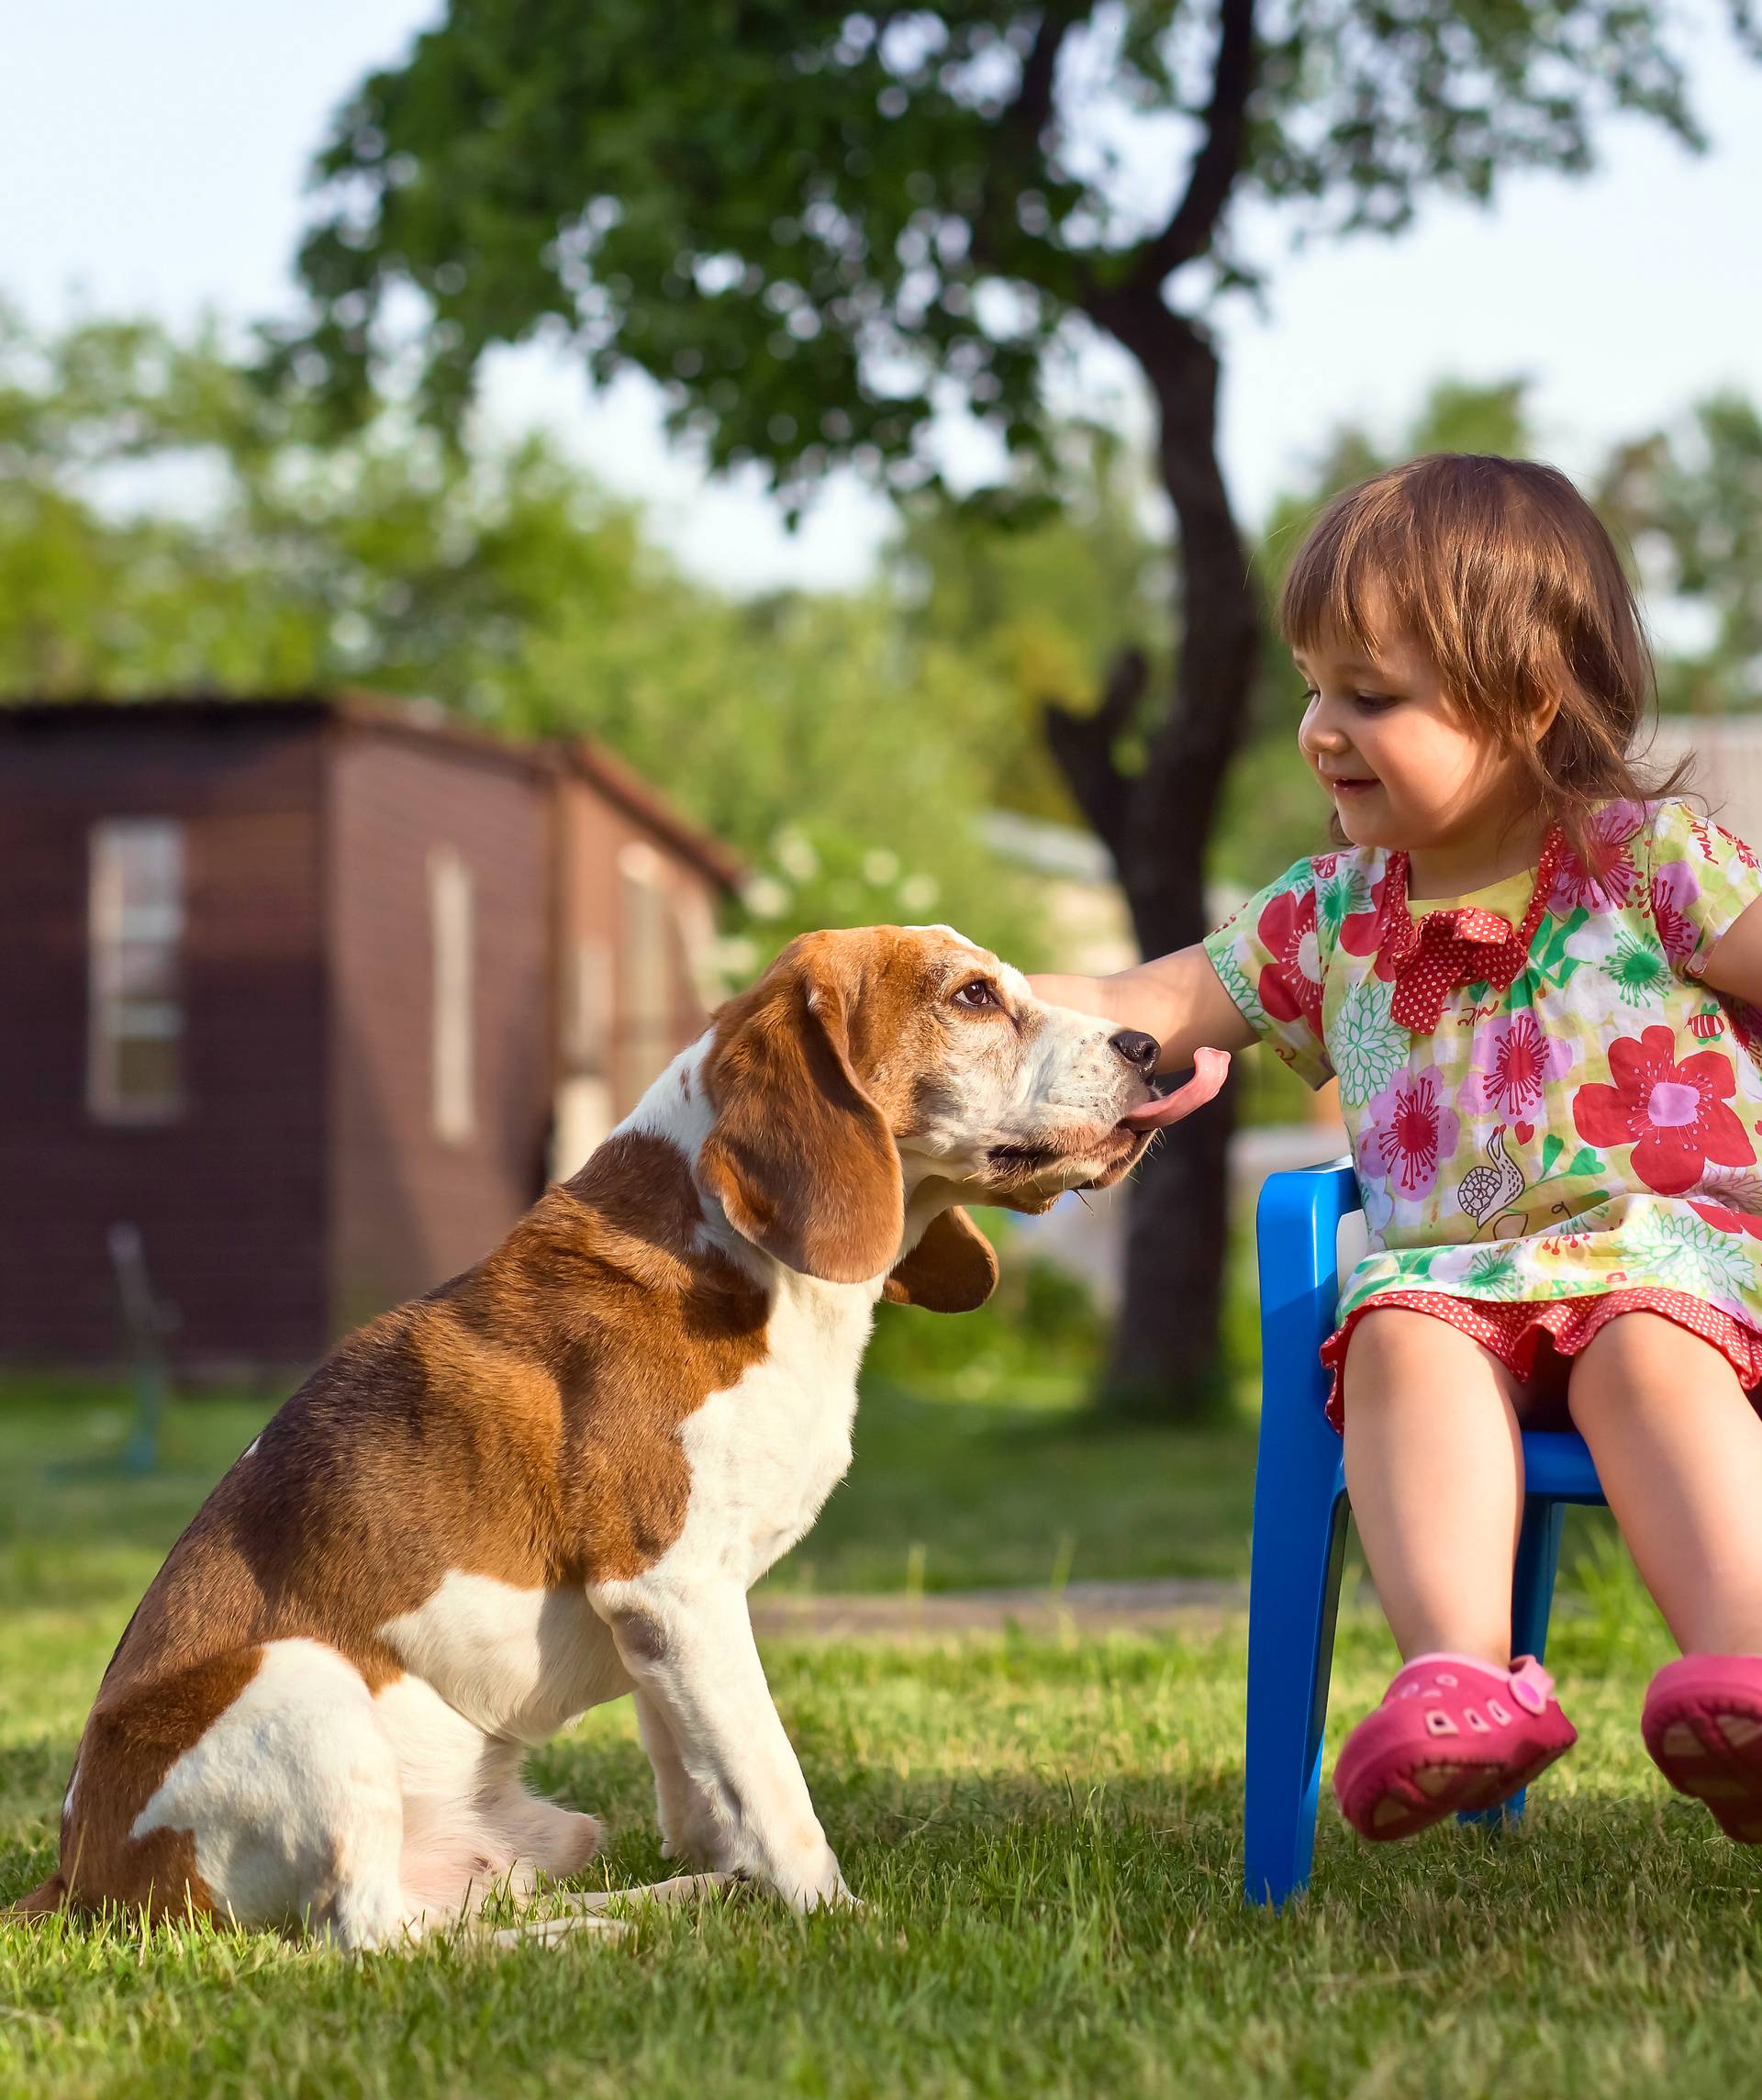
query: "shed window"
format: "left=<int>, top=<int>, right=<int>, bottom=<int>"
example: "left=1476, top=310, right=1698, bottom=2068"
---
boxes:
left=429, top=847, right=475, bottom=1144
left=88, top=819, right=185, bottom=1123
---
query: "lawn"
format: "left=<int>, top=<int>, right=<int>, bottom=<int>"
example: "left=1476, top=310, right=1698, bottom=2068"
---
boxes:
left=4, top=1369, right=1760, bottom=2097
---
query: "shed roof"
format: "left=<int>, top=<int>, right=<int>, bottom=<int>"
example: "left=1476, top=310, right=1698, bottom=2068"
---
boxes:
left=0, top=691, right=742, bottom=893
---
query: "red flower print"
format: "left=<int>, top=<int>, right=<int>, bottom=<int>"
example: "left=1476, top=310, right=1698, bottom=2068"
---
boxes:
left=1547, top=800, right=1643, bottom=913
left=1341, top=866, right=1392, bottom=964
left=1467, top=1009, right=1573, bottom=1118
left=1650, top=862, right=1700, bottom=966
left=1718, top=823, right=1761, bottom=872
left=1361, top=1071, right=1460, bottom=1199
left=1572, top=1024, right=1755, bottom=1196
left=1255, top=886, right=1323, bottom=1032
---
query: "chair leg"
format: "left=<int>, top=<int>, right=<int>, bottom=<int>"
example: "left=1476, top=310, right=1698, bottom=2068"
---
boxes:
left=1458, top=1494, right=1565, bottom=1828
left=1243, top=1456, right=1350, bottom=1906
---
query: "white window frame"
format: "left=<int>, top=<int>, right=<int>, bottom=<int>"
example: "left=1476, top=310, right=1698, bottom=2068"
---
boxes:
left=429, top=846, right=475, bottom=1144
left=87, top=818, right=185, bottom=1125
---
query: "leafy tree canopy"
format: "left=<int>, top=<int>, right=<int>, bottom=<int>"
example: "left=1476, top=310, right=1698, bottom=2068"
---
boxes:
left=294, top=0, right=1715, bottom=514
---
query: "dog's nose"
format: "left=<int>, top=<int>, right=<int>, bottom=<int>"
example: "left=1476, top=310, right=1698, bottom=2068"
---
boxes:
left=1109, top=1029, right=1160, bottom=1075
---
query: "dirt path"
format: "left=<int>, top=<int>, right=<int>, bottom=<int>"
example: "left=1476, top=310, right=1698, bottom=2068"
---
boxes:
left=750, top=1577, right=1245, bottom=1640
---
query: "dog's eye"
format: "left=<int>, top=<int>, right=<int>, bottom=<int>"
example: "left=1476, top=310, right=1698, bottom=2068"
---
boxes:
left=953, top=979, right=1003, bottom=1011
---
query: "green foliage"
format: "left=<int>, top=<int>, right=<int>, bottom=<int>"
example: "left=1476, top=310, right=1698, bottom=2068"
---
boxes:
left=1599, top=393, right=1762, bottom=714
left=883, top=424, right=1172, bottom=823
left=293, top=1, right=1712, bottom=514
left=863, top=1237, right=1112, bottom=1401
left=0, top=301, right=655, bottom=706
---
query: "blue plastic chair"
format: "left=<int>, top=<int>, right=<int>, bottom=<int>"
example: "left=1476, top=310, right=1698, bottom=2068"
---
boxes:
left=1243, top=1159, right=1606, bottom=1905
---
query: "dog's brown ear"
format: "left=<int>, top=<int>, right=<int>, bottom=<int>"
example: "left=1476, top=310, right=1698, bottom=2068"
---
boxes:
left=884, top=1207, right=998, bottom=1313
left=697, top=935, right=903, bottom=1283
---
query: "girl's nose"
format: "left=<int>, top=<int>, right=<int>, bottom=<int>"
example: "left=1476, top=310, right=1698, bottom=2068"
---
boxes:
left=1300, top=695, right=1348, bottom=756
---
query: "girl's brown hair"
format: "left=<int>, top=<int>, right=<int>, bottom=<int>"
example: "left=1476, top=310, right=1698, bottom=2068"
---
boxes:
left=1278, top=452, right=1688, bottom=856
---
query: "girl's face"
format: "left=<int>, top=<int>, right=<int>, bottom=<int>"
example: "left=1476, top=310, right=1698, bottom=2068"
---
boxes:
left=1294, top=620, right=1530, bottom=868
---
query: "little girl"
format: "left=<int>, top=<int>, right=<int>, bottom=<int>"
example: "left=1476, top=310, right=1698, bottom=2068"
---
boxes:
left=1032, top=453, right=1762, bottom=1844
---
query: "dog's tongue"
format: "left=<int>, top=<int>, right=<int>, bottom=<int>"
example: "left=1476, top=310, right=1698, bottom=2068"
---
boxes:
left=1120, top=1046, right=1231, bottom=1130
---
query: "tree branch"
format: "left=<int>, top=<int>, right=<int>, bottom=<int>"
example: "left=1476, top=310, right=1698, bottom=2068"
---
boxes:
left=969, top=7, right=1083, bottom=277
left=1042, top=644, right=1146, bottom=859
left=1124, top=0, right=1255, bottom=296
left=1009, top=6, right=1071, bottom=152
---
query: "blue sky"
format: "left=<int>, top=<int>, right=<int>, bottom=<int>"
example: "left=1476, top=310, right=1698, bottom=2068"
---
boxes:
left=7, top=1, right=1762, bottom=592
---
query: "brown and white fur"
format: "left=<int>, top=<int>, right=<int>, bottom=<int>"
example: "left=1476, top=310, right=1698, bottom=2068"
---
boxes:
left=12, top=926, right=1223, bottom=1946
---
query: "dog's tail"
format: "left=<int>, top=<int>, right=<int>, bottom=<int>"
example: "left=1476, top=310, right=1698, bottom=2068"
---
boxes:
left=5, top=1873, right=68, bottom=1923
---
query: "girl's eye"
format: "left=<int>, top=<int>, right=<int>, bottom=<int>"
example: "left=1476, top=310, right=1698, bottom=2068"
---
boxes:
left=1353, top=691, right=1400, bottom=714
left=953, top=979, right=1003, bottom=1011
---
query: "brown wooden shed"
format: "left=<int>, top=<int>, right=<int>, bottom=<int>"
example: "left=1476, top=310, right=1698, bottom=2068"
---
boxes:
left=0, top=695, right=739, bottom=1372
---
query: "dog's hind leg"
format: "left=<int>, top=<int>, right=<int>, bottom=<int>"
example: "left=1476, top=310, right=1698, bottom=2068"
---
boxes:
left=374, top=1677, right=603, bottom=1927
left=471, top=1737, right=603, bottom=1885
left=86, top=1638, right=416, bottom=1949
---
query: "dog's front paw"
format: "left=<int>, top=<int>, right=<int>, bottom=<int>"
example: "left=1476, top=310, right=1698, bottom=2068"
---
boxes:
left=775, top=1845, right=854, bottom=1915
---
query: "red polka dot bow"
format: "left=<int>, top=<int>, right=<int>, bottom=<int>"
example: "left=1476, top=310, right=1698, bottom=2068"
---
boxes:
left=1378, top=830, right=1564, bottom=1033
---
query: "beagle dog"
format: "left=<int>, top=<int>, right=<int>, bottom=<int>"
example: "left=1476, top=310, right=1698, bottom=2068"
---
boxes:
left=15, top=926, right=1224, bottom=1946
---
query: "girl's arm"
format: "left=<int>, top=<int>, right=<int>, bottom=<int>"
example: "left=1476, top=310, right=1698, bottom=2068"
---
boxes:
left=1028, top=944, right=1257, bottom=1076
left=1698, top=896, right=1762, bottom=1004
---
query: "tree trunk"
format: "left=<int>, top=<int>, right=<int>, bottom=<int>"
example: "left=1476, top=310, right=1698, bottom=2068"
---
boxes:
left=1059, top=295, right=1262, bottom=1417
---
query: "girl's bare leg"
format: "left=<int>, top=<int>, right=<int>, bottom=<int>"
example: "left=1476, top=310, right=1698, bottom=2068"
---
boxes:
left=1567, top=1312, right=1762, bottom=1654
left=1343, top=1309, right=1529, bottom=1667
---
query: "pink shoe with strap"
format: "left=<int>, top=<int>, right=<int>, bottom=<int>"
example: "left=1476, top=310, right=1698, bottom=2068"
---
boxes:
left=1333, top=1653, right=1578, bottom=1842
left=1642, top=1654, right=1762, bottom=1843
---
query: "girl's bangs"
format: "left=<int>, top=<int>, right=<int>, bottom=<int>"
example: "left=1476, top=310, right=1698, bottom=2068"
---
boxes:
left=1278, top=499, right=1425, bottom=660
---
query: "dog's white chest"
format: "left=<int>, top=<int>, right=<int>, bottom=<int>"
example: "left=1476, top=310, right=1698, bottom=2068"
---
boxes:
left=376, top=1574, right=629, bottom=1744
left=674, top=1272, right=873, bottom=1585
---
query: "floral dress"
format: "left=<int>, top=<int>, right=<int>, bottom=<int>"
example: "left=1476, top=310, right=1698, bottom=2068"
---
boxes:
left=1205, top=799, right=1762, bottom=1424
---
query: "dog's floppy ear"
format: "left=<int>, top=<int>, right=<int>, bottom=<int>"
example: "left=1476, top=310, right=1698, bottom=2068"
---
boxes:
left=697, top=935, right=903, bottom=1283
left=884, top=1208, right=998, bottom=1313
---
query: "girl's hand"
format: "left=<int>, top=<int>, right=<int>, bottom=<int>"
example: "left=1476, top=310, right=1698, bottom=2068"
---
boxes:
left=1027, top=945, right=1255, bottom=1078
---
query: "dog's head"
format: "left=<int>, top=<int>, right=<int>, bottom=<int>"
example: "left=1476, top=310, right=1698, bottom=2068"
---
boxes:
left=696, top=925, right=1226, bottom=1312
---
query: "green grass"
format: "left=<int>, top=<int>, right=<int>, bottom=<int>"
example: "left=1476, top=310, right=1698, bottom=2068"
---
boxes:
left=5, top=1376, right=1761, bottom=2096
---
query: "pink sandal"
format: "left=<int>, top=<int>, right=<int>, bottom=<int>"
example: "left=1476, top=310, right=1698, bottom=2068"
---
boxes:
left=1642, top=1654, right=1762, bottom=1843
left=1333, top=1653, right=1578, bottom=1841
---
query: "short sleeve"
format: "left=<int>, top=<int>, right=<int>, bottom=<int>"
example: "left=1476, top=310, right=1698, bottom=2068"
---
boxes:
left=1645, top=799, right=1762, bottom=981
left=1202, top=859, right=1334, bottom=1089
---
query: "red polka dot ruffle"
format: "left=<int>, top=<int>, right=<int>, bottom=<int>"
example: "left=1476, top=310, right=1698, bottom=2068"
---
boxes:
left=1320, top=1287, right=1762, bottom=1430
